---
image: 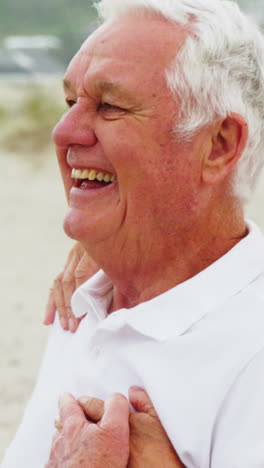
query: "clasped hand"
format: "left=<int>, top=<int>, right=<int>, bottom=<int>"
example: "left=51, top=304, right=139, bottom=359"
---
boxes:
left=46, top=387, right=184, bottom=468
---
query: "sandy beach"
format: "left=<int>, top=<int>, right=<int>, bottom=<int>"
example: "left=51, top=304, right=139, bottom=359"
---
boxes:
left=0, top=148, right=72, bottom=458
left=0, top=145, right=264, bottom=461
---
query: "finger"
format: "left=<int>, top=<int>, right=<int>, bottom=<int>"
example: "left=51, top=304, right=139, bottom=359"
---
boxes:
left=61, top=244, right=86, bottom=332
left=52, top=394, right=89, bottom=447
left=63, top=281, right=76, bottom=316
left=43, top=288, right=56, bottom=325
left=71, top=242, right=85, bottom=264
left=129, top=387, right=157, bottom=418
left=68, top=252, right=99, bottom=331
left=51, top=425, right=61, bottom=444
left=62, top=248, right=81, bottom=309
left=67, top=316, right=82, bottom=333
left=52, top=244, right=78, bottom=330
left=100, top=393, right=130, bottom=433
left=75, top=253, right=99, bottom=287
left=48, top=428, right=64, bottom=466
left=78, top=396, right=104, bottom=422
left=53, top=274, right=69, bottom=330
left=61, top=277, right=78, bottom=332
left=59, top=393, right=85, bottom=430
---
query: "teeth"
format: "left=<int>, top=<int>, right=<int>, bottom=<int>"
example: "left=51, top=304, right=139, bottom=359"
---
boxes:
left=103, top=174, right=111, bottom=183
left=88, top=170, right=97, bottom=181
left=75, top=169, right=82, bottom=179
left=82, top=169, right=89, bottom=179
left=71, top=168, right=116, bottom=183
left=96, top=172, right=104, bottom=182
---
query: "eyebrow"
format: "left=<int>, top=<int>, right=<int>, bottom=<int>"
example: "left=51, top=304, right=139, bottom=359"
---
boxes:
left=95, top=80, right=122, bottom=93
left=63, top=78, right=133, bottom=102
left=94, top=80, right=133, bottom=100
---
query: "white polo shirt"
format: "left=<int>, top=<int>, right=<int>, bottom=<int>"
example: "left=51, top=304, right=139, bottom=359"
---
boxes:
left=2, top=221, right=264, bottom=468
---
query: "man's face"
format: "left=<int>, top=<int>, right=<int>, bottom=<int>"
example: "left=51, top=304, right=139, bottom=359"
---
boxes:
left=53, top=14, right=205, bottom=256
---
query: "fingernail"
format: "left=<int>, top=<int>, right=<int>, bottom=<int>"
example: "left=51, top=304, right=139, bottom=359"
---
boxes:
left=60, top=317, right=67, bottom=329
left=69, top=318, right=76, bottom=332
left=43, top=315, right=52, bottom=326
left=78, top=396, right=89, bottom=405
left=129, top=386, right=144, bottom=392
left=110, top=392, right=127, bottom=400
left=43, top=321, right=51, bottom=326
left=59, top=392, right=74, bottom=408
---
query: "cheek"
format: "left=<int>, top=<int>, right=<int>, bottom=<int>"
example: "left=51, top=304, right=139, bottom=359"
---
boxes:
left=150, top=154, right=201, bottom=209
left=56, top=147, right=72, bottom=199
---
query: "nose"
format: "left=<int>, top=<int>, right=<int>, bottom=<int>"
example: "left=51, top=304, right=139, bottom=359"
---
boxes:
left=52, top=103, right=97, bottom=148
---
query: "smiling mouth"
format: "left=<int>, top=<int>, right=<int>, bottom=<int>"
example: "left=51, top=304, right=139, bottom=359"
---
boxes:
left=71, top=168, right=117, bottom=189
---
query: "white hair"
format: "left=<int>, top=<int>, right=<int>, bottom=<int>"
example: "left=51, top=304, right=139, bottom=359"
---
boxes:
left=95, top=0, right=264, bottom=202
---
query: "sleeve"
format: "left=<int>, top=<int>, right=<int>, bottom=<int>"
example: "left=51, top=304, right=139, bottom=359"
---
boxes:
left=1, top=317, right=70, bottom=468
left=211, top=346, right=264, bottom=468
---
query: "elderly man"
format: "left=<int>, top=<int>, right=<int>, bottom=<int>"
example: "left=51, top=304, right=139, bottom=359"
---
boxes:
left=3, top=0, right=264, bottom=466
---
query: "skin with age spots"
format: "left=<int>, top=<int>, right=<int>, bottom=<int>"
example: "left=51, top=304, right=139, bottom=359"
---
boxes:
left=53, top=13, right=247, bottom=315
left=46, top=389, right=184, bottom=468
left=53, top=16, right=192, bottom=263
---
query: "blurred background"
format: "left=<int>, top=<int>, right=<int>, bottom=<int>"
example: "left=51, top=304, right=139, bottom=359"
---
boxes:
left=0, top=0, right=264, bottom=460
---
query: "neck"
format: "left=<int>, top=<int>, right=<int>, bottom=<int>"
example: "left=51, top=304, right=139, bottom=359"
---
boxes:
left=84, top=198, right=247, bottom=313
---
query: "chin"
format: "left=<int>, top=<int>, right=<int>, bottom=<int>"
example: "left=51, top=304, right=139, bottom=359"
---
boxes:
left=63, top=217, right=82, bottom=241
left=63, top=220, right=79, bottom=241
left=62, top=207, right=119, bottom=245
left=63, top=209, right=91, bottom=242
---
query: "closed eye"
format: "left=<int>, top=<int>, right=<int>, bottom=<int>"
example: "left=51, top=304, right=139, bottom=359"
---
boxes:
left=97, top=102, right=128, bottom=121
left=65, top=98, right=127, bottom=118
left=65, top=98, right=76, bottom=108
left=98, top=102, right=124, bottom=112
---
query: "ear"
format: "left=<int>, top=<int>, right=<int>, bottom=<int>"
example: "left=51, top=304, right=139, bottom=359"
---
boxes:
left=202, top=113, right=248, bottom=185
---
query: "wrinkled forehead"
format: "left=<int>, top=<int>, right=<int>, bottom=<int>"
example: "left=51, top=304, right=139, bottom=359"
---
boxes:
left=66, top=14, right=187, bottom=86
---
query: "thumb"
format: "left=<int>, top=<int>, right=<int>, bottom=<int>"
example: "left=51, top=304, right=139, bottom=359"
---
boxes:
left=129, top=387, right=157, bottom=418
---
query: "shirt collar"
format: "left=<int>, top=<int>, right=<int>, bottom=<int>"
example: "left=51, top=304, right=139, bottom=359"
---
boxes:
left=72, top=220, right=264, bottom=341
